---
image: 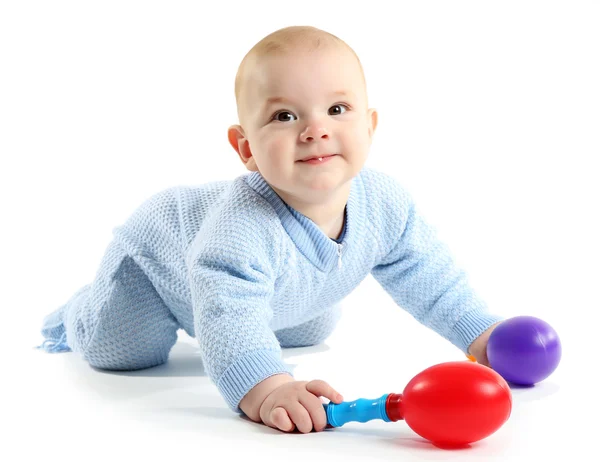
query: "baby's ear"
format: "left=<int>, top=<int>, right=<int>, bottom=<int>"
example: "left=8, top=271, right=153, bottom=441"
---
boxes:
left=367, top=108, right=378, bottom=139
left=227, top=125, right=258, bottom=171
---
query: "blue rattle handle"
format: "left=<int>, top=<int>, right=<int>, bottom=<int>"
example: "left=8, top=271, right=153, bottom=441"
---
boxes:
left=324, top=394, right=391, bottom=427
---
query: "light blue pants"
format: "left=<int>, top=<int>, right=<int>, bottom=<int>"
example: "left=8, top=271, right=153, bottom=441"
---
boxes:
left=39, top=240, right=179, bottom=370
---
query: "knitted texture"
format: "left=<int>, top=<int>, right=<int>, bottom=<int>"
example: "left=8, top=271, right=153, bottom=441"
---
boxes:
left=38, top=167, right=503, bottom=412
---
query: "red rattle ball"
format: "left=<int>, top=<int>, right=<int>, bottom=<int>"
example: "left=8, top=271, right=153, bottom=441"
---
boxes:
left=326, top=361, right=512, bottom=447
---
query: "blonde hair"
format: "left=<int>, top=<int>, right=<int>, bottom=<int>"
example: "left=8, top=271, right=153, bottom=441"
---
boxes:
left=234, top=26, right=365, bottom=106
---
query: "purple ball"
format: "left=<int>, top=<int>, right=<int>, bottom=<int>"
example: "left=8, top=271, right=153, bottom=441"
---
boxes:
left=487, top=316, right=561, bottom=385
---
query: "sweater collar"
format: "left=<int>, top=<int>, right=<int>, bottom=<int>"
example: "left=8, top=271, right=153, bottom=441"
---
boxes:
left=245, top=171, right=366, bottom=272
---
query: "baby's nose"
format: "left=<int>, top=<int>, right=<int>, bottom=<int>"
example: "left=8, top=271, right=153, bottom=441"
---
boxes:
left=300, top=126, right=330, bottom=142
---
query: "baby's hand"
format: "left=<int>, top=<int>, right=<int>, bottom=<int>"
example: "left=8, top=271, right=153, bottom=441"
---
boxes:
left=468, top=322, right=502, bottom=367
left=259, top=379, right=344, bottom=433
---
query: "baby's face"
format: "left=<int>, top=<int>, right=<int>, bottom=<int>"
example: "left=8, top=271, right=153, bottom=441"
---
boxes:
left=234, top=46, right=377, bottom=206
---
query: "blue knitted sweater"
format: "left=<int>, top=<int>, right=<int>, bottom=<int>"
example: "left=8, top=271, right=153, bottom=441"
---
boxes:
left=45, top=167, right=503, bottom=411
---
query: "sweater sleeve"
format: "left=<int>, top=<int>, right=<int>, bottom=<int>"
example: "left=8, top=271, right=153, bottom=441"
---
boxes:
left=187, top=194, right=293, bottom=413
left=369, top=175, right=503, bottom=353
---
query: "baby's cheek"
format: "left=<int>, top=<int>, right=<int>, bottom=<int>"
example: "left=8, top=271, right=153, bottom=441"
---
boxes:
left=268, top=139, right=294, bottom=164
left=347, top=121, right=370, bottom=145
left=346, top=132, right=370, bottom=158
left=269, top=137, right=289, bottom=153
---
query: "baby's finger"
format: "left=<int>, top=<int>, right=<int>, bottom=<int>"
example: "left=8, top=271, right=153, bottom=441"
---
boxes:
left=299, top=394, right=328, bottom=432
left=269, top=407, right=295, bottom=432
left=285, top=401, right=313, bottom=434
left=305, top=380, right=344, bottom=404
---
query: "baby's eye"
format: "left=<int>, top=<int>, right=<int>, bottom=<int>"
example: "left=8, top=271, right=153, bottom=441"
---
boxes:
left=272, top=111, right=297, bottom=122
left=328, top=104, right=348, bottom=115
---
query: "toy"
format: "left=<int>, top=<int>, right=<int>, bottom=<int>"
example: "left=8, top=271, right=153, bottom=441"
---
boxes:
left=487, top=315, right=562, bottom=385
left=324, top=361, right=512, bottom=447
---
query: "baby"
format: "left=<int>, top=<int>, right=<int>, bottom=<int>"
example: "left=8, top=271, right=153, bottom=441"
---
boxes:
left=38, top=25, right=503, bottom=434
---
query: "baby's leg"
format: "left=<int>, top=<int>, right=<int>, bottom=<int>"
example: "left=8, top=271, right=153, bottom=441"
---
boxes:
left=40, top=240, right=180, bottom=370
left=275, top=304, right=342, bottom=348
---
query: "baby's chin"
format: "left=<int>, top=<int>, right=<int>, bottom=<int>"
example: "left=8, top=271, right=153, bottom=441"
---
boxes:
left=295, top=175, right=353, bottom=198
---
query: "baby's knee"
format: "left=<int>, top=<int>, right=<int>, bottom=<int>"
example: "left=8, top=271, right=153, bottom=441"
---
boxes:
left=84, top=347, right=169, bottom=371
left=276, top=328, right=331, bottom=348
left=275, top=306, right=342, bottom=348
left=83, top=329, right=176, bottom=371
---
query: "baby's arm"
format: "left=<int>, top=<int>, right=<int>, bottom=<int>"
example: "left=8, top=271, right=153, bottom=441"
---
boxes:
left=187, top=201, right=343, bottom=431
left=240, top=374, right=344, bottom=433
left=369, top=174, right=504, bottom=356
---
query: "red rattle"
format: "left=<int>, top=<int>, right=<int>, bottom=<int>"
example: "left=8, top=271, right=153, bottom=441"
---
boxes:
left=325, top=361, right=512, bottom=447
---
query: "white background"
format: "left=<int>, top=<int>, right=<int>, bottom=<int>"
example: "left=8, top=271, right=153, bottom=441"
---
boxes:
left=1, top=1, right=598, bottom=460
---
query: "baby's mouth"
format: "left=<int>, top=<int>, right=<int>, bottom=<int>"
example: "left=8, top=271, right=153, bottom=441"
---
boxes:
left=298, top=154, right=338, bottom=163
